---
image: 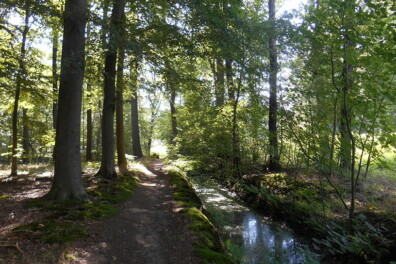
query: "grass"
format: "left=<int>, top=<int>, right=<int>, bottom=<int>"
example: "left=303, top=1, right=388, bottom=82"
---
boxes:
left=168, top=167, right=234, bottom=264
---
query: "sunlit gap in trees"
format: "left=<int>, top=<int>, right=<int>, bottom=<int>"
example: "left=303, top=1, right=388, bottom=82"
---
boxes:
left=8, top=10, right=52, bottom=66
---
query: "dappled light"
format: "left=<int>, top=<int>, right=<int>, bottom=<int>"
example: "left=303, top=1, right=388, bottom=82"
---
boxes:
left=0, top=0, right=395, bottom=262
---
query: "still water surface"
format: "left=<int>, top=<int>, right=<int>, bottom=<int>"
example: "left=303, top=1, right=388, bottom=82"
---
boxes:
left=191, top=176, right=319, bottom=264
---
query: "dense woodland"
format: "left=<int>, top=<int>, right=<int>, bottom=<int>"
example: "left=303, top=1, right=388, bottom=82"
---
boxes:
left=0, top=0, right=395, bottom=262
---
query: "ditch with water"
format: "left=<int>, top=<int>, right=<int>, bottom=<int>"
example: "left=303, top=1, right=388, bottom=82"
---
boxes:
left=190, top=175, right=320, bottom=264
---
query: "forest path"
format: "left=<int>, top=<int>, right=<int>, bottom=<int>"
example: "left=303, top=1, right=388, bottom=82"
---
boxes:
left=69, top=160, right=200, bottom=264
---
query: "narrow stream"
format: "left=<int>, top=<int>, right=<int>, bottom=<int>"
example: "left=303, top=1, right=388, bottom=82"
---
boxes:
left=190, top=176, right=319, bottom=264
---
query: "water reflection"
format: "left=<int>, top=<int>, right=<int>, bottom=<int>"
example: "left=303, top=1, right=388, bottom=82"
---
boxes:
left=192, top=177, right=318, bottom=264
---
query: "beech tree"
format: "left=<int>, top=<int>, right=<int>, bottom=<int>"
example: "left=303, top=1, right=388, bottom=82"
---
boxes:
left=10, top=0, right=31, bottom=175
left=130, top=56, right=143, bottom=158
left=267, top=0, right=280, bottom=171
left=96, top=0, right=126, bottom=179
left=46, top=0, right=88, bottom=200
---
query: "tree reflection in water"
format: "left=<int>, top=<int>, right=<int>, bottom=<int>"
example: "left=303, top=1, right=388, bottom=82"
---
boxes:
left=192, top=177, right=318, bottom=264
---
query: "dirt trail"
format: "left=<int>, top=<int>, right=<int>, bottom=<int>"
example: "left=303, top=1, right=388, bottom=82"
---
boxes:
left=69, top=160, right=200, bottom=264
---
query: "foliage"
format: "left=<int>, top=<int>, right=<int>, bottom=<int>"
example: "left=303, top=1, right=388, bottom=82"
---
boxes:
left=312, top=215, right=391, bottom=263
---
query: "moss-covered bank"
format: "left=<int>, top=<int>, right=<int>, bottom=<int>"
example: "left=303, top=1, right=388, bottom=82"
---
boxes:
left=168, top=167, right=235, bottom=264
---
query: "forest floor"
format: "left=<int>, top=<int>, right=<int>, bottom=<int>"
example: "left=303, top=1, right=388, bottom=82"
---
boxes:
left=0, top=160, right=201, bottom=264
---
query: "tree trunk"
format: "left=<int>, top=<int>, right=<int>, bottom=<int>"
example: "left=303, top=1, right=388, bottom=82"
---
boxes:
left=86, top=108, right=93, bottom=161
left=97, top=0, right=126, bottom=179
left=11, top=1, right=30, bottom=176
left=130, top=58, right=143, bottom=158
left=170, top=88, right=178, bottom=144
left=52, top=27, right=59, bottom=130
left=215, top=58, right=225, bottom=106
left=147, top=110, right=155, bottom=156
left=86, top=83, right=93, bottom=162
left=46, top=0, right=88, bottom=201
left=340, top=0, right=356, bottom=219
left=227, top=59, right=242, bottom=178
left=96, top=100, right=102, bottom=158
left=226, top=59, right=234, bottom=101
left=116, top=45, right=128, bottom=174
left=22, top=108, right=30, bottom=164
left=232, top=80, right=242, bottom=178
left=268, top=0, right=281, bottom=171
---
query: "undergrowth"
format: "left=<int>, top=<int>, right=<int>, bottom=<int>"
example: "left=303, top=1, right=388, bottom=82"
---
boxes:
left=168, top=167, right=234, bottom=264
left=229, top=174, right=394, bottom=263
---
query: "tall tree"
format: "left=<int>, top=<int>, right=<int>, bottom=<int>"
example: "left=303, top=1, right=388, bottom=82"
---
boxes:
left=268, top=0, right=280, bottom=171
left=339, top=0, right=355, bottom=174
left=86, top=84, right=93, bottom=161
left=130, top=57, right=143, bottom=158
left=116, top=45, right=128, bottom=173
left=97, top=0, right=126, bottom=178
left=46, top=0, right=88, bottom=200
left=340, top=0, right=356, bottom=219
left=212, top=58, right=225, bottom=107
left=22, top=108, right=30, bottom=163
left=52, top=26, right=59, bottom=130
left=169, top=87, right=178, bottom=144
left=11, top=0, right=31, bottom=175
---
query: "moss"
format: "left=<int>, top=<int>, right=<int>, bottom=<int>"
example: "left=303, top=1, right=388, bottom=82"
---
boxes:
left=169, top=167, right=234, bottom=264
left=20, top=174, right=138, bottom=244
left=14, top=221, right=87, bottom=243
left=65, top=202, right=118, bottom=220
left=88, top=175, right=139, bottom=203
left=169, top=168, right=202, bottom=208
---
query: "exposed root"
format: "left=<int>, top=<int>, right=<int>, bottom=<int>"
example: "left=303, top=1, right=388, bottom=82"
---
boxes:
left=0, top=241, right=24, bottom=255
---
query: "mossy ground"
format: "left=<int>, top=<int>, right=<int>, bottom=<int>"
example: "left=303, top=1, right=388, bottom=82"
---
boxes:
left=14, top=173, right=139, bottom=244
left=13, top=221, right=88, bottom=243
left=168, top=168, right=234, bottom=264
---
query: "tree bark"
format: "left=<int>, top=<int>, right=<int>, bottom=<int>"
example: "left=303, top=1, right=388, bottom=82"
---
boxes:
left=147, top=110, right=155, bottom=156
left=226, top=59, right=242, bottom=178
left=11, top=1, right=30, bottom=175
left=339, top=0, right=356, bottom=219
left=46, top=0, right=88, bottom=201
left=215, top=58, right=225, bottom=106
left=22, top=108, right=30, bottom=164
left=86, top=107, right=93, bottom=161
left=170, top=88, right=178, bottom=144
left=226, top=59, right=234, bottom=101
left=268, top=0, right=281, bottom=171
left=52, top=27, right=59, bottom=130
left=130, top=58, right=143, bottom=158
left=97, top=0, right=126, bottom=179
left=96, top=100, right=102, bottom=158
left=116, top=45, right=128, bottom=174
